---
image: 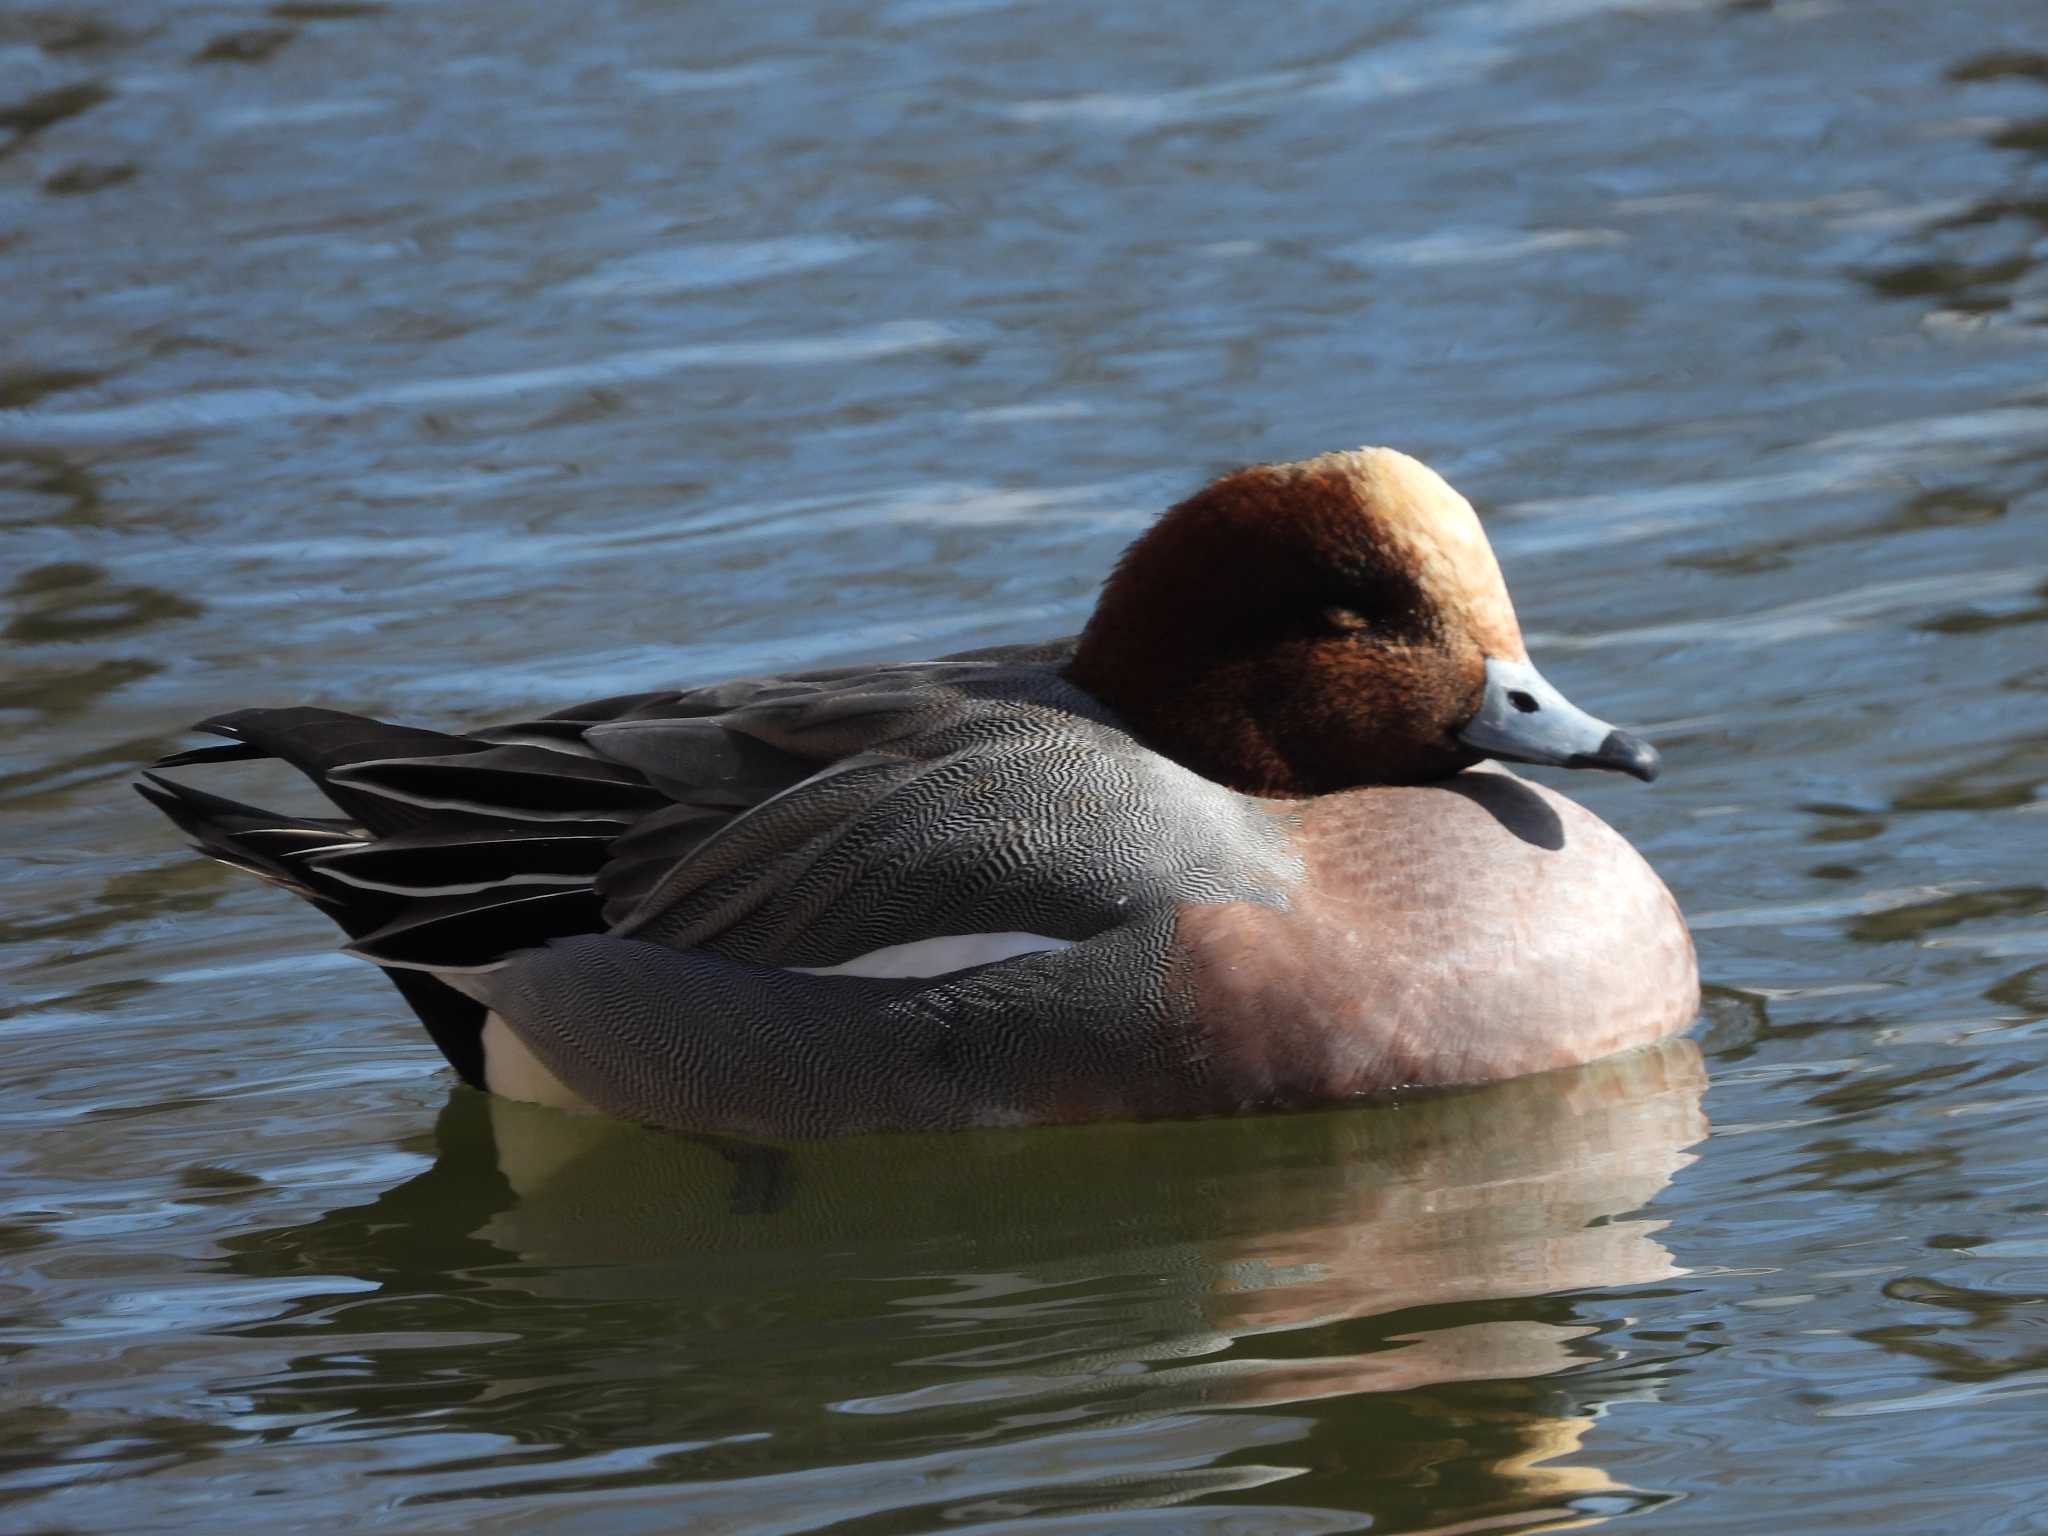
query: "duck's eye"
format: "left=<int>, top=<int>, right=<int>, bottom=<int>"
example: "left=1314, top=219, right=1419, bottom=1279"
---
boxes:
left=1320, top=605, right=1371, bottom=636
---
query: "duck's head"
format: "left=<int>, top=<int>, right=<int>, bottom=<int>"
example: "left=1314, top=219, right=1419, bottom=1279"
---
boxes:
left=1066, top=447, right=1660, bottom=797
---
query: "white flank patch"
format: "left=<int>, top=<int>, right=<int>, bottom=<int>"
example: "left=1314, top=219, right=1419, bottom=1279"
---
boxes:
left=788, top=932, right=1074, bottom=979
left=481, top=1012, right=596, bottom=1113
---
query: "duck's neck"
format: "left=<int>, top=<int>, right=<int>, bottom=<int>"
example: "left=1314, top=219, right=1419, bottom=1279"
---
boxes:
left=1066, top=629, right=1303, bottom=796
left=1065, top=630, right=1475, bottom=799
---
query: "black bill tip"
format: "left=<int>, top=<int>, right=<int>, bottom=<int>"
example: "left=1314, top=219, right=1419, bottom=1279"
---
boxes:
left=1568, top=728, right=1662, bottom=783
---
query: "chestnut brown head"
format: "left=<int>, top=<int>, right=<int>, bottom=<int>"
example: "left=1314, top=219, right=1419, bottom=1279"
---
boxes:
left=1065, top=448, right=1658, bottom=796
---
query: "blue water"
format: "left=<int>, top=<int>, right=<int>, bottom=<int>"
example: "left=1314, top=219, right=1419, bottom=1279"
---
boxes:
left=3, top=1, right=2046, bottom=1530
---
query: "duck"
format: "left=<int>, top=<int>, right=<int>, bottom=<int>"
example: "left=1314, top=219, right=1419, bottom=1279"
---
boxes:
left=138, top=447, right=1698, bottom=1138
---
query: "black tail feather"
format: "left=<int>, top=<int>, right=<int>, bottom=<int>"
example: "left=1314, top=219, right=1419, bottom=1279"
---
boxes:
left=194, top=707, right=487, bottom=834
left=136, top=770, right=492, bottom=1086
left=347, top=886, right=606, bottom=972
left=308, top=824, right=616, bottom=897
left=135, top=772, right=355, bottom=893
left=135, top=705, right=648, bottom=1089
left=326, top=745, right=662, bottom=823
left=151, top=740, right=269, bottom=769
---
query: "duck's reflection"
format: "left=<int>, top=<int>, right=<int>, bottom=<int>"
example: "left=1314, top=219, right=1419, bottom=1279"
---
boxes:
left=218, top=1037, right=1706, bottom=1531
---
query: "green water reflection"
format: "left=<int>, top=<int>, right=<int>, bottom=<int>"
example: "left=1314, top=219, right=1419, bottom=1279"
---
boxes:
left=198, top=1043, right=1703, bottom=1528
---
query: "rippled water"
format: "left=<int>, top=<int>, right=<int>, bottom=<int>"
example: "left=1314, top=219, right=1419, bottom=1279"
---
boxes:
left=4, top=0, right=2046, bottom=1530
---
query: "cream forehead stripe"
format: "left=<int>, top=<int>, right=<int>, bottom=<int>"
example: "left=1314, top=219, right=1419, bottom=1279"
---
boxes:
left=1340, top=448, right=1527, bottom=661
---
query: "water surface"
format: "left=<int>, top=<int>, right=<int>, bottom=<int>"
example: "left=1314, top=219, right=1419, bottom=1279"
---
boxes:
left=3, top=0, right=2047, bottom=1530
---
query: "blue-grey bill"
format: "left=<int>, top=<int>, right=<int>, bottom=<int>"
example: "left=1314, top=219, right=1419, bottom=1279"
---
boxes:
left=1457, top=656, right=1662, bottom=783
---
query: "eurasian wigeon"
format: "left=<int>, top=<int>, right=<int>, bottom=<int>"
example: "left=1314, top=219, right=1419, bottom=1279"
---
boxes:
left=140, top=447, right=1698, bottom=1136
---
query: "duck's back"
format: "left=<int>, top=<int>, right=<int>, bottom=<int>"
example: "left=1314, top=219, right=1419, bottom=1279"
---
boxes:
left=579, top=653, right=1301, bottom=972
left=141, top=648, right=1299, bottom=1126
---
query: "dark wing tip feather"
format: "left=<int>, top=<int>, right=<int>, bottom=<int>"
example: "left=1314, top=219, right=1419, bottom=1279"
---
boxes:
left=346, top=886, right=606, bottom=971
left=133, top=772, right=194, bottom=823
left=135, top=775, right=322, bottom=894
left=152, top=740, right=269, bottom=769
left=326, top=747, right=665, bottom=823
left=307, top=824, right=615, bottom=896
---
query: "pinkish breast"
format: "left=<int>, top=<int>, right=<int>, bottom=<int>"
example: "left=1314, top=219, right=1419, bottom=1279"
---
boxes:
left=1176, top=767, right=1699, bottom=1106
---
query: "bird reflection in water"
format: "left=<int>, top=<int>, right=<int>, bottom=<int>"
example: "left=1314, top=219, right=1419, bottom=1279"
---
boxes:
left=217, top=1037, right=1707, bottom=1531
